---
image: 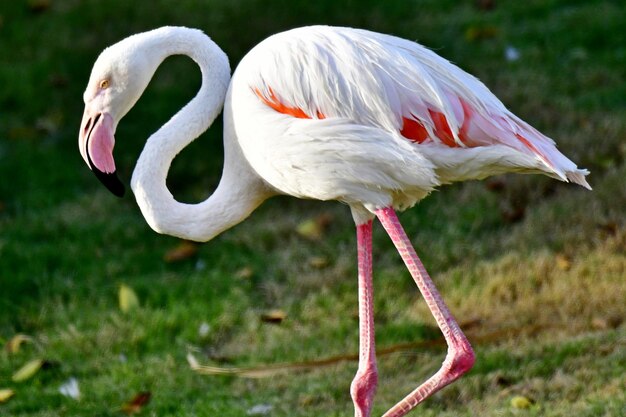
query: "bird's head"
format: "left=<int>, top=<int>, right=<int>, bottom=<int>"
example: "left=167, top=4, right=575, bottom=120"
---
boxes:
left=79, top=33, right=161, bottom=197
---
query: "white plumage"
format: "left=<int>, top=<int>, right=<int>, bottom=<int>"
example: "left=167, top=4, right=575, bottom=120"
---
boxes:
left=230, top=26, right=588, bottom=221
left=79, top=26, right=590, bottom=417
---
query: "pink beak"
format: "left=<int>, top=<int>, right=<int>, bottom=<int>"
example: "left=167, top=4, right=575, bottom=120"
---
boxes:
left=79, top=109, right=125, bottom=197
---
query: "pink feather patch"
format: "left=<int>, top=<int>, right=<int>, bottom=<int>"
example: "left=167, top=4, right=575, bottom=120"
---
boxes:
left=87, top=113, right=116, bottom=173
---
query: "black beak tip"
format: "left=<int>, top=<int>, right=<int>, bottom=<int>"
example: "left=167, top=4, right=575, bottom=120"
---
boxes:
left=92, top=167, right=126, bottom=198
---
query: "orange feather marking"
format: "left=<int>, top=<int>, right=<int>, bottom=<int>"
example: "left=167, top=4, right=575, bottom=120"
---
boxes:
left=400, top=117, right=429, bottom=143
left=458, top=99, right=473, bottom=146
left=428, top=110, right=458, bottom=147
left=254, top=87, right=325, bottom=119
left=457, top=99, right=486, bottom=147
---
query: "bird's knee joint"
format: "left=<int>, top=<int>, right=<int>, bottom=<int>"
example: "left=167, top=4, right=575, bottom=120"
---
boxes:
left=350, top=368, right=379, bottom=405
left=444, top=346, right=475, bottom=379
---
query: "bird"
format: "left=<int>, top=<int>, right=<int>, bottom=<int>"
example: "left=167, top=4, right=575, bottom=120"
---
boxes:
left=78, top=26, right=590, bottom=417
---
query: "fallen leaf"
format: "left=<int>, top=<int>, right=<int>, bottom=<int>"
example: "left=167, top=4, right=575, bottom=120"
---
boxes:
left=296, top=219, right=323, bottom=240
left=121, top=391, right=151, bottom=415
left=296, top=213, right=334, bottom=240
left=164, top=240, right=198, bottom=262
left=504, top=45, right=521, bottom=62
left=5, top=334, right=32, bottom=354
left=501, top=206, right=525, bottom=223
left=0, top=389, right=15, bottom=403
left=555, top=254, right=571, bottom=271
left=260, top=309, right=287, bottom=324
left=315, top=212, right=334, bottom=229
left=12, top=358, right=44, bottom=382
left=59, top=377, right=80, bottom=400
left=485, top=178, right=506, bottom=192
left=510, top=395, right=533, bottom=409
left=309, top=256, right=328, bottom=269
left=119, top=284, right=140, bottom=313
left=247, top=404, right=273, bottom=415
left=235, top=266, right=254, bottom=279
left=187, top=352, right=201, bottom=369
left=198, top=322, right=211, bottom=337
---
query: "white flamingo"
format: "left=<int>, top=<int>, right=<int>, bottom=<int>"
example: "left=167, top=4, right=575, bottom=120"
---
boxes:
left=79, top=26, right=590, bottom=417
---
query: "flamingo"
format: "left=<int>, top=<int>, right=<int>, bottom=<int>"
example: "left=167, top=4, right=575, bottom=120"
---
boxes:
left=78, top=26, right=590, bottom=417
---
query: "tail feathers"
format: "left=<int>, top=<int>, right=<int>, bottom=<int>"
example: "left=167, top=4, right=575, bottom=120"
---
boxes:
left=509, top=120, right=592, bottom=190
left=566, top=170, right=592, bottom=190
left=538, top=142, right=591, bottom=190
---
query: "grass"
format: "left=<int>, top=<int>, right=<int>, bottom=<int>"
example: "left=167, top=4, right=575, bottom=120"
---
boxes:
left=0, top=0, right=625, bottom=416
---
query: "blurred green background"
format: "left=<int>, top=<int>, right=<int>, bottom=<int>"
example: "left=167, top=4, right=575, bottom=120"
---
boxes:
left=0, top=1, right=624, bottom=416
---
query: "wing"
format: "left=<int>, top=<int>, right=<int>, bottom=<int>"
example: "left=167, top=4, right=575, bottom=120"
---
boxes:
left=232, top=26, right=589, bottom=200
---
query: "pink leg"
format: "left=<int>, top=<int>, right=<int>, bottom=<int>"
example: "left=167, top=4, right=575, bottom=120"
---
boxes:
left=351, top=220, right=378, bottom=417
left=375, top=207, right=475, bottom=417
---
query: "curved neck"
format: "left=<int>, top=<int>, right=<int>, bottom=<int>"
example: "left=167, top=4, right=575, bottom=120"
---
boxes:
left=130, top=27, right=267, bottom=241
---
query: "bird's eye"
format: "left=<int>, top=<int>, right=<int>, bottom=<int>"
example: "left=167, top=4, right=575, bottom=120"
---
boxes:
left=99, top=79, right=110, bottom=89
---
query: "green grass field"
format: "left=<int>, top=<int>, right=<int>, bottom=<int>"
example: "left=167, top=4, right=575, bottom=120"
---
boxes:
left=1, top=0, right=625, bottom=416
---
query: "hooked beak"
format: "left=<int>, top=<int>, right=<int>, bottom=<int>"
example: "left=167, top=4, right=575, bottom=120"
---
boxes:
left=79, top=108, right=125, bottom=197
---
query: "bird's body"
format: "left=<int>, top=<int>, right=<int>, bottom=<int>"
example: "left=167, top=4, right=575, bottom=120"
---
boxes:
left=230, top=26, right=588, bottom=222
left=79, top=26, right=589, bottom=417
